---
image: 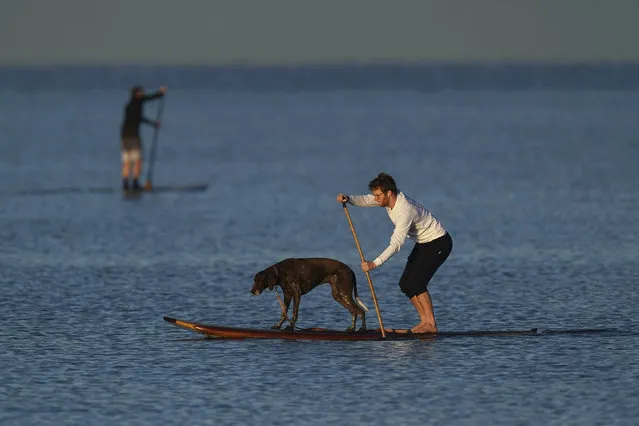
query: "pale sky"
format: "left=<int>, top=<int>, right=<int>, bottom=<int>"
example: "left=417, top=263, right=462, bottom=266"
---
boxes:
left=1, top=0, right=638, bottom=66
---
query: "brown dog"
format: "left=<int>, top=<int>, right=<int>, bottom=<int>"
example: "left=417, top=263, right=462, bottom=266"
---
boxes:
left=250, top=258, right=368, bottom=331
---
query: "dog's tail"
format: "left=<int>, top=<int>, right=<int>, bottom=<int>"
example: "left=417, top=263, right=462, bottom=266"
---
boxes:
left=356, top=296, right=369, bottom=312
left=351, top=269, right=369, bottom=312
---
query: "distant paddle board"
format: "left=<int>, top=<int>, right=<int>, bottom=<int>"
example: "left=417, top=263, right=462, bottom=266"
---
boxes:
left=2, top=183, right=209, bottom=197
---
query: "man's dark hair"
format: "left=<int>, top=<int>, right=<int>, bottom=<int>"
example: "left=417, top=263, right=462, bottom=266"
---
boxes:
left=130, top=85, right=143, bottom=97
left=368, top=172, right=398, bottom=195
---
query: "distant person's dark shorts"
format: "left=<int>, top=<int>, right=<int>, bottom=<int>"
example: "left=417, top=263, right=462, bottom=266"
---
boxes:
left=121, top=137, right=142, bottom=162
left=121, top=136, right=141, bottom=151
left=398, top=233, right=453, bottom=298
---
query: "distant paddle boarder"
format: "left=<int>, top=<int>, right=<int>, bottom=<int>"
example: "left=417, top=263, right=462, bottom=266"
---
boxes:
left=336, top=172, right=453, bottom=333
left=120, top=85, right=167, bottom=190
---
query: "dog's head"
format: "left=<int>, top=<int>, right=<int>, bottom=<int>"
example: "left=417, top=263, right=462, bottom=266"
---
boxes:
left=250, top=267, right=278, bottom=296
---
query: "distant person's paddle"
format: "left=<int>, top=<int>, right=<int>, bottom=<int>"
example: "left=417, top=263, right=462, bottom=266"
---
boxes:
left=144, top=96, right=166, bottom=191
left=342, top=201, right=386, bottom=338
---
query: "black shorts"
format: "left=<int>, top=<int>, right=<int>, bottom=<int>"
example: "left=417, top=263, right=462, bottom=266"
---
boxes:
left=121, top=136, right=141, bottom=151
left=398, top=233, right=453, bottom=298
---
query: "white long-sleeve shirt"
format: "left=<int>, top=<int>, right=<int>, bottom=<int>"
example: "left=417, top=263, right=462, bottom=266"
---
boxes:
left=347, top=192, right=447, bottom=267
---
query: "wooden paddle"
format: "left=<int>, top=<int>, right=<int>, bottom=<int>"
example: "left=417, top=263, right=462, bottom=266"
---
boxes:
left=144, top=96, right=166, bottom=191
left=342, top=201, right=386, bottom=338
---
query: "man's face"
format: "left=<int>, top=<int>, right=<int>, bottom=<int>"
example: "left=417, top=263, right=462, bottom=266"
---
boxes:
left=371, top=188, right=391, bottom=207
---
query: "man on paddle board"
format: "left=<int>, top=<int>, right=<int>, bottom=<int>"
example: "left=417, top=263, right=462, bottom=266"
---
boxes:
left=336, top=172, right=452, bottom=333
left=120, top=85, right=167, bottom=190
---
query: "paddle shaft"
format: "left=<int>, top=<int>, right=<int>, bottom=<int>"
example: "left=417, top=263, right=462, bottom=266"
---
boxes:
left=342, top=201, right=386, bottom=338
left=144, top=96, right=166, bottom=188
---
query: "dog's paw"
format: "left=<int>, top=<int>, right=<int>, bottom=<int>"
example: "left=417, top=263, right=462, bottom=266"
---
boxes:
left=271, top=325, right=282, bottom=330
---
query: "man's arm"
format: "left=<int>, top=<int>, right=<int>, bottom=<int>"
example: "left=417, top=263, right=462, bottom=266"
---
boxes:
left=141, top=86, right=167, bottom=102
left=346, top=194, right=379, bottom=207
left=372, top=214, right=411, bottom=267
left=141, top=91, right=164, bottom=102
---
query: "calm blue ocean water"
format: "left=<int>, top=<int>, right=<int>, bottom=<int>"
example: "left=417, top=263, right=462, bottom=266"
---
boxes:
left=1, top=64, right=639, bottom=425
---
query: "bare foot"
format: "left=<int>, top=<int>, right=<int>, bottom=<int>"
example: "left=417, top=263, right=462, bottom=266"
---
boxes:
left=411, top=324, right=437, bottom=333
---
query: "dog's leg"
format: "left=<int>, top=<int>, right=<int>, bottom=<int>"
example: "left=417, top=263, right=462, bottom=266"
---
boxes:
left=350, top=303, right=367, bottom=332
left=331, top=288, right=363, bottom=332
left=286, top=288, right=301, bottom=330
left=272, top=294, right=292, bottom=329
left=345, top=297, right=358, bottom=332
left=359, top=310, right=367, bottom=331
left=352, top=297, right=367, bottom=331
left=349, top=304, right=366, bottom=331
